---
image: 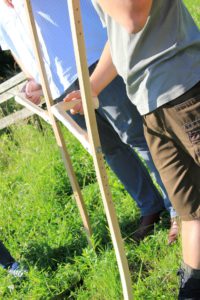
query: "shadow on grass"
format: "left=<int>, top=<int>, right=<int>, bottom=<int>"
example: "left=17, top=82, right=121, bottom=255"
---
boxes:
left=21, top=209, right=171, bottom=271
left=22, top=238, right=87, bottom=272
left=50, top=279, right=84, bottom=300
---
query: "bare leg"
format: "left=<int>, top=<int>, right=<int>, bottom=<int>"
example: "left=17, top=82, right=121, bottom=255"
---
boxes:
left=182, top=220, right=200, bottom=269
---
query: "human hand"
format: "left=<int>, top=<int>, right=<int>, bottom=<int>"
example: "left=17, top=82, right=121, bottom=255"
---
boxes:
left=23, top=80, right=43, bottom=105
left=3, top=0, right=14, bottom=8
left=63, top=90, right=99, bottom=115
left=63, top=90, right=84, bottom=115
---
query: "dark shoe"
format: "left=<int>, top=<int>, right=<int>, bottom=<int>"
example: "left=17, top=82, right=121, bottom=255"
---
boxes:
left=131, top=211, right=162, bottom=242
left=168, top=218, right=179, bottom=245
left=178, top=264, right=200, bottom=300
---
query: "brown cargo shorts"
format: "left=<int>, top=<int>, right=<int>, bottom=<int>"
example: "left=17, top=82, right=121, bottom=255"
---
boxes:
left=143, top=82, right=200, bottom=221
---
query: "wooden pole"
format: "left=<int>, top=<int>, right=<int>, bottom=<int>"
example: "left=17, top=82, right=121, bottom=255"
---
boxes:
left=15, top=93, right=51, bottom=124
left=67, top=1, right=133, bottom=299
left=23, top=0, right=92, bottom=243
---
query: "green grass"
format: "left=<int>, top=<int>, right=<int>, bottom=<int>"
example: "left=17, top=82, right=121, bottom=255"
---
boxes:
left=0, top=1, right=199, bottom=299
left=184, top=0, right=200, bottom=27
left=0, top=123, right=181, bottom=300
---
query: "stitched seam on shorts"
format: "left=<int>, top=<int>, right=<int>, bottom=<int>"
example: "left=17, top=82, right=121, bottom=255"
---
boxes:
left=174, top=98, right=200, bottom=112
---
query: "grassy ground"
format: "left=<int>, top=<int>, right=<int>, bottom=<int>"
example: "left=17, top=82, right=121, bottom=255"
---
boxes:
left=0, top=1, right=199, bottom=299
left=0, top=122, right=180, bottom=300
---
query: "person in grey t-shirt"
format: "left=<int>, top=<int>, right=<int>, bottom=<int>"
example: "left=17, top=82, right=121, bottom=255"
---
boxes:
left=65, top=1, right=200, bottom=299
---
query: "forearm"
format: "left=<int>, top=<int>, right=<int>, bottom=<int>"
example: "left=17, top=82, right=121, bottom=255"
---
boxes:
left=96, top=0, right=152, bottom=33
left=90, top=40, right=117, bottom=96
left=63, top=41, right=117, bottom=114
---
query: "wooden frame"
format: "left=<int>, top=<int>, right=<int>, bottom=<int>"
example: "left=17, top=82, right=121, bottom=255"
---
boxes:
left=67, top=1, right=133, bottom=298
left=23, top=0, right=92, bottom=244
left=22, top=1, right=133, bottom=298
left=15, top=93, right=51, bottom=124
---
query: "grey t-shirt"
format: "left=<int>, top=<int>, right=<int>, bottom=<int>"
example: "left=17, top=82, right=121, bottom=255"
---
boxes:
left=92, top=0, right=200, bottom=115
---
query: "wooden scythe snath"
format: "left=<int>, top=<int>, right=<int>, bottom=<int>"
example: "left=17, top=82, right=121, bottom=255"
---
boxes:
left=23, top=0, right=92, bottom=244
left=22, top=0, right=133, bottom=298
left=67, top=1, right=133, bottom=299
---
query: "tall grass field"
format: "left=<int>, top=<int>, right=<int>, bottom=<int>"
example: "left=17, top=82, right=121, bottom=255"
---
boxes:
left=0, top=1, right=199, bottom=299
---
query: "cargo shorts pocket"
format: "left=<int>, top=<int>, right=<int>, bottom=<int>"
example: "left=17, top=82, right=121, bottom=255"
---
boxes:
left=165, top=95, right=200, bottom=165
